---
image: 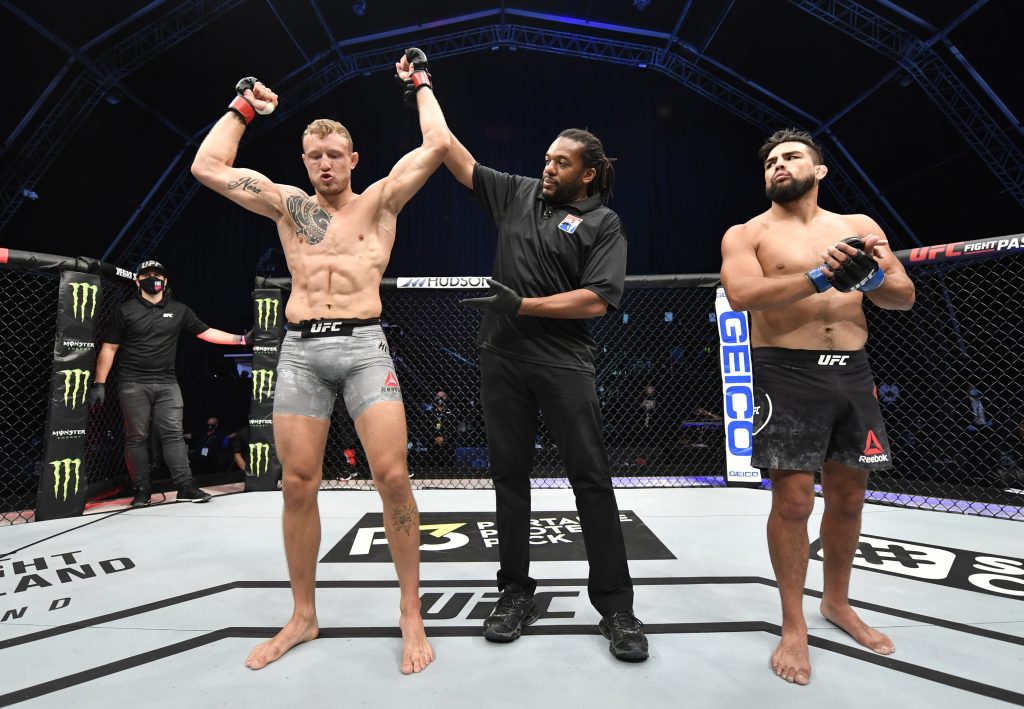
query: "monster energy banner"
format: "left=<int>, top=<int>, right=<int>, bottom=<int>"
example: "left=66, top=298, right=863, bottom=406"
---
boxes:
left=247, top=287, right=284, bottom=490
left=36, top=271, right=102, bottom=520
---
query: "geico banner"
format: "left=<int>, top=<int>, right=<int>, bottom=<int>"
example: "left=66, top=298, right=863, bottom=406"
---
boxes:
left=37, top=271, right=101, bottom=520
left=396, top=276, right=490, bottom=289
left=715, top=288, right=762, bottom=485
left=247, top=287, right=284, bottom=491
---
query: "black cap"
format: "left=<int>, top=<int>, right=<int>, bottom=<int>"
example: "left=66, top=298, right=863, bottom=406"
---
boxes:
left=136, top=260, right=167, bottom=277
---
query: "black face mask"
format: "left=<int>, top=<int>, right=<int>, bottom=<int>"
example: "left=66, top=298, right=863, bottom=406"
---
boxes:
left=139, top=277, right=164, bottom=295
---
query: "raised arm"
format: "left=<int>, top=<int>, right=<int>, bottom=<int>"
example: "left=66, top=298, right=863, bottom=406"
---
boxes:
left=191, top=78, right=288, bottom=220
left=380, top=49, right=451, bottom=216
left=445, top=132, right=476, bottom=190
left=720, top=225, right=817, bottom=311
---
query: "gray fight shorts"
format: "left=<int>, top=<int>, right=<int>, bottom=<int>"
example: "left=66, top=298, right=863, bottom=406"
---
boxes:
left=273, top=321, right=402, bottom=421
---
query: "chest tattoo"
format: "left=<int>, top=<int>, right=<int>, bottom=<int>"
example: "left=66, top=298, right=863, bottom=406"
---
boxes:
left=287, top=195, right=331, bottom=245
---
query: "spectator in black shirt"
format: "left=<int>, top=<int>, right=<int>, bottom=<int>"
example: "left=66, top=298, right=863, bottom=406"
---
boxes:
left=189, top=416, right=232, bottom=475
left=444, top=129, right=648, bottom=662
left=89, top=260, right=251, bottom=507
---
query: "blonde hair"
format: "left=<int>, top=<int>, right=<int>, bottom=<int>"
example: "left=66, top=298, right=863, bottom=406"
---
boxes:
left=302, top=119, right=354, bottom=151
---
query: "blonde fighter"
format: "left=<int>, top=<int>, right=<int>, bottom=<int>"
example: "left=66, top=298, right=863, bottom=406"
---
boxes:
left=192, top=50, right=450, bottom=674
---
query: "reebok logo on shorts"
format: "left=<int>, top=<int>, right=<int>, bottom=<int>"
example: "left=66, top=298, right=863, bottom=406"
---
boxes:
left=859, top=429, right=889, bottom=463
left=381, top=371, right=400, bottom=393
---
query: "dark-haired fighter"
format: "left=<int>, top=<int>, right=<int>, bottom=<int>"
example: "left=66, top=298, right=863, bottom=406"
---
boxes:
left=444, top=128, right=648, bottom=662
left=191, top=51, right=449, bottom=674
left=720, top=129, right=915, bottom=685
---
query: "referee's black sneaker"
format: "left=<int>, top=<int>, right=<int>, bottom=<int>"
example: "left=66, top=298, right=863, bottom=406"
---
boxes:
left=599, top=611, right=649, bottom=662
left=177, top=485, right=212, bottom=503
left=482, top=590, right=540, bottom=642
left=130, top=489, right=151, bottom=509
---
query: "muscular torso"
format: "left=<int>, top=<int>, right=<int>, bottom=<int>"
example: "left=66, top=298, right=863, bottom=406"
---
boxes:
left=275, top=184, right=394, bottom=322
left=748, top=210, right=870, bottom=350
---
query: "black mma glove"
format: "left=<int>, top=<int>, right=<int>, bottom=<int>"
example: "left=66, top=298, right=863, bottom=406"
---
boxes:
left=459, top=279, right=523, bottom=315
left=228, top=77, right=274, bottom=125
left=88, top=382, right=106, bottom=407
left=830, top=237, right=885, bottom=293
left=395, top=48, right=432, bottom=108
left=805, top=237, right=885, bottom=293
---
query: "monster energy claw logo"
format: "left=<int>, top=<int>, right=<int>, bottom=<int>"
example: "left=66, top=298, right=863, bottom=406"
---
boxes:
left=69, top=282, right=98, bottom=321
left=50, top=458, right=81, bottom=501
left=256, top=298, right=280, bottom=330
left=249, top=442, right=271, bottom=476
left=252, top=369, right=275, bottom=402
left=60, top=369, right=90, bottom=409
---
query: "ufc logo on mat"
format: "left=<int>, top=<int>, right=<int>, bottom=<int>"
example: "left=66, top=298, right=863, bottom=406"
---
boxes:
left=817, top=354, right=849, bottom=366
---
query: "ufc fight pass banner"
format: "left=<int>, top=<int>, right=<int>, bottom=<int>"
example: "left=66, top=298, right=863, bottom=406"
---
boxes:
left=36, top=271, right=102, bottom=521
left=247, top=287, right=284, bottom=490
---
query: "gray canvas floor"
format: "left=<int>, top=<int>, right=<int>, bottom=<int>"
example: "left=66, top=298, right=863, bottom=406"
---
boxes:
left=1, top=488, right=1021, bottom=708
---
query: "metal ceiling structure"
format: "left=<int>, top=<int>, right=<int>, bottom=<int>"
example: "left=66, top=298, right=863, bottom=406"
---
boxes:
left=2, top=1, right=1020, bottom=268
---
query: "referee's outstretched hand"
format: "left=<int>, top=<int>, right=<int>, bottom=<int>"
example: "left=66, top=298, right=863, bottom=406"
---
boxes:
left=459, top=279, right=523, bottom=315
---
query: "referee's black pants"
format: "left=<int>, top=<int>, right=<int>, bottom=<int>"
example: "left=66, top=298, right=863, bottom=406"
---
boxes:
left=480, top=349, right=634, bottom=616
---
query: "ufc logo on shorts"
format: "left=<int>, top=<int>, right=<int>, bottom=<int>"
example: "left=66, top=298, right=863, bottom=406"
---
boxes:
left=817, top=354, right=849, bottom=366
left=310, top=322, right=348, bottom=334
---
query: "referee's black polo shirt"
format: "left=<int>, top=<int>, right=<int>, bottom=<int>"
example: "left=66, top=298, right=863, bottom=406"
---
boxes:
left=103, top=293, right=208, bottom=383
left=472, top=163, right=627, bottom=373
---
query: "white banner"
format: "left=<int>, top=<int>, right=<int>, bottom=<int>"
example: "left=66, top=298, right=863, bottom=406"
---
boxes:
left=396, top=276, right=491, bottom=289
left=715, top=288, right=762, bottom=484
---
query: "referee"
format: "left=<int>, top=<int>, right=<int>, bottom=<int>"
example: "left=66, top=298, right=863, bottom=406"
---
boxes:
left=444, top=128, right=648, bottom=662
left=89, top=260, right=250, bottom=507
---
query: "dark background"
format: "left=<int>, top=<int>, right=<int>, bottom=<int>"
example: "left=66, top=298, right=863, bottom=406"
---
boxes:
left=3, top=0, right=1021, bottom=431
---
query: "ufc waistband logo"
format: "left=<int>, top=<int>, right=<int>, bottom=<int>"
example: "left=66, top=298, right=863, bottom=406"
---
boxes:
left=309, top=321, right=349, bottom=334
left=817, top=354, right=850, bottom=366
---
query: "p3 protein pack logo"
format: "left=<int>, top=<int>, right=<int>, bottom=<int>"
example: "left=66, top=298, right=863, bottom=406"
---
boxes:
left=321, top=511, right=676, bottom=563
left=811, top=533, right=1024, bottom=600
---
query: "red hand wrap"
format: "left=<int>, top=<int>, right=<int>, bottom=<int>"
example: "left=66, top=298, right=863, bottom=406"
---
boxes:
left=228, top=96, right=256, bottom=125
left=410, top=71, right=432, bottom=91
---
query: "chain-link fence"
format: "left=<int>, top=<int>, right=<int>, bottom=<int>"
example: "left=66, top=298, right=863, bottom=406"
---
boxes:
left=4, top=248, right=1022, bottom=524
left=321, top=257, right=1023, bottom=521
left=0, top=260, right=135, bottom=525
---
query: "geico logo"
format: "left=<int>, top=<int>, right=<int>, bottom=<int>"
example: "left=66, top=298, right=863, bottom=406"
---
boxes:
left=69, top=282, right=98, bottom=322
left=249, top=442, right=271, bottom=476
left=252, top=369, right=275, bottom=402
left=62, top=340, right=95, bottom=349
left=49, top=458, right=81, bottom=501
left=817, top=354, right=850, bottom=366
left=349, top=523, right=469, bottom=555
left=256, top=298, right=280, bottom=329
left=728, top=470, right=761, bottom=478
left=858, top=453, right=890, bottom=463
left=253, top=346, right=278, bottom=354
left=59, top=369, right=90, bottom=409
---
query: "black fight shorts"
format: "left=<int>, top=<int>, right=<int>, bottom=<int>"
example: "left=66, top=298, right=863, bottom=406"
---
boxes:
left=750, top=348, right=892, bottom=472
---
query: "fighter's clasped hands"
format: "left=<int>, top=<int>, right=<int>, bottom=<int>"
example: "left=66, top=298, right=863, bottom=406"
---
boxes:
left=806, top=236, right=887, bottom=294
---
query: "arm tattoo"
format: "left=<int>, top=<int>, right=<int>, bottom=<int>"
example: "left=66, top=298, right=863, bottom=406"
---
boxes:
left=226, top=176, right=263, bottom=195
left=390, top=503, right=418, bottom=536
left=286, top=195, right=331, bottom=245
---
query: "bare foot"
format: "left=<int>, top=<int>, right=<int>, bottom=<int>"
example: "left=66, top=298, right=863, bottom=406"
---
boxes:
left=770, top=632, right=811, bottom=685
left=820, top=601, right=895, bottom=655
left=245, top=616, right=320, bottom=670
left=399, top=610, right=435, bottom=674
